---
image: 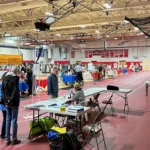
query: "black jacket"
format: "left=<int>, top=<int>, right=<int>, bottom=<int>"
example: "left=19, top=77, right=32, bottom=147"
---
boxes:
left=2, top=75, right=20, bottom=107
left=47, top=73, right=58, bottom=96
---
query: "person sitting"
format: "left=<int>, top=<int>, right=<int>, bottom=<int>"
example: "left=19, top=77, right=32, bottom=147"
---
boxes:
left=71, top=83, right=85, bottom=104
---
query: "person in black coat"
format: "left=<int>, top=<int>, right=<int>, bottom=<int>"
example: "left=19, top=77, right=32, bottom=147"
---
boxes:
left=47, top=68, right=59, bottom=98
left=26, top=66, right=33, bottom=95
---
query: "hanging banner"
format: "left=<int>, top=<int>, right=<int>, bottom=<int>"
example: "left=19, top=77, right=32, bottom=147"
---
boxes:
left=114, top=50, right=118, bottom=58
left=124, top=49, right=128, bottom=57
left=93, top=50, right=101, bottom=55
left=110, top=50, right=114, bottom=58
left=92, top=49, right=128, bottom=58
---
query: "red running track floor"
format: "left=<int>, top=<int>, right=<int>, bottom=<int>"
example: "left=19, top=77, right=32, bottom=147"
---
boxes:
left=0, top=71, right=150, bottom=150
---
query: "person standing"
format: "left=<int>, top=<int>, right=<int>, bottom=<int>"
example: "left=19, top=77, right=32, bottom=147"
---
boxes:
left=47, top=67, right=59, bottom=98
left=75, top=63, right=83, bottom=84
left=26, top=66, right=33, bottom=95
left=2, top=66, right=21, bottom=146
left=0, top=72, right=7, bottom=139
left=99, top=65, right=103, bottom=80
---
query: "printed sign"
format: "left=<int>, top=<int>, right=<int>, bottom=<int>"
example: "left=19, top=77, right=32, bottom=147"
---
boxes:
left=33, top=63, right=40, bottom=76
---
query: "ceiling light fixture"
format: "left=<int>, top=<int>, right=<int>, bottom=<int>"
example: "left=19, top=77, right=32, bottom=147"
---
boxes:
left=34, top=29, right=40, bottom=32
left=106, top=34, right=110, bottom=37
left=114, top=38, right=118, bottom=40
left=45, top=12, right=54, bottom=16
left=134, top=27, right=139, bottom=31
left=95, top=30, right=100, bottom=34
left=79, top=24, right=85, bottom=28
left=103, top=2, right=111, bottom=9
left=56, top=33, right=61, bottom=37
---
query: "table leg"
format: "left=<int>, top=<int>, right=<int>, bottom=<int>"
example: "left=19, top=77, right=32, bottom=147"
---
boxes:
left=28, top=110, right=44, bottom=139
left=146, top=84, right=148, bottom=96
left=124, top=93, right=129, bottom=114
left=28, top=110, right=35, bottom=139
left=75, top=116, right=84, bottom=139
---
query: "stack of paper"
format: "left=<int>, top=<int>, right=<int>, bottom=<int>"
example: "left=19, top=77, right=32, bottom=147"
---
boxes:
left=67, top=105, right=84, bottom=113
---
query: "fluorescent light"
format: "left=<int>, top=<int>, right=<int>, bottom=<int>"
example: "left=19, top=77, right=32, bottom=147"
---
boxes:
left=45, top=12, right=54, bottom=16
left=70, top=37, right=74, bottom=39
left=134, top=27, right=139, bottom=30
left=95, top=30, right=100, bottom=34
left=103, top=2, right=109, bottom=6
left=114, top=38, right=118, bottom=40
left=104, top=2, right=111, bottom=8
left=34, top=29, right=40, bottom=32
left=105, top=5, right=111, bottom=8
left=79, top=24, right=85, bottom=28
left=56, top=33, right=61, bottom=37
left=106, top=34, right=110, bottom=37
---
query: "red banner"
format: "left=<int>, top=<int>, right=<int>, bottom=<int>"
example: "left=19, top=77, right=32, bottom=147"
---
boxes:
left=114, top=50, right=118, bottom=57
left=92, top=49, right=128, bottom=58
left=93, top=50, right=101, bottom=55
left=124, top=49, right=128, bottom=57
left=110, top=50, right=114, bottom=58
left=119, top=50, right=123, bottom=57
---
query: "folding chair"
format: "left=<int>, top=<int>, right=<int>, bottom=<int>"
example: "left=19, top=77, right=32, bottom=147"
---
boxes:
left=82, top=111, right=107, bottom=150
left=102, top=92, right=115, bottom=114
left=88, top=93, right=101, bottom=112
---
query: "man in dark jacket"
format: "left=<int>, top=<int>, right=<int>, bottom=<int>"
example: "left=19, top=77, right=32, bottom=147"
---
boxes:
left=47, top=67, right=59, bottom=98
left=2, top=66, right=21, bottom=146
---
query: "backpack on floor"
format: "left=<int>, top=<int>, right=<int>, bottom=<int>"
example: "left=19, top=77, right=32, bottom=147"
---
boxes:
left=48, top=130, right=83, bottom=150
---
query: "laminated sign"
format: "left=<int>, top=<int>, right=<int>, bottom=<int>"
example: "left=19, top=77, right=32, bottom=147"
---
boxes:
left=33, top=63, right=40, bottom=76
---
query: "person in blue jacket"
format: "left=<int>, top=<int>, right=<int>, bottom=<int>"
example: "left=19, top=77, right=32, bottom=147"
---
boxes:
left=0, top=72, right=7, bottom=139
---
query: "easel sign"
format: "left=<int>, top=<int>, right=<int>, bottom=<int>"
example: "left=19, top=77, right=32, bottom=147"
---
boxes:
left=33, top=63, right=40, bottom=76
left=88, top=63, right=93, bottom=72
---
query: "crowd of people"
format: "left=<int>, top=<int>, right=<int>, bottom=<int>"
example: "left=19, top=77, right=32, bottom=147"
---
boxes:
left=0, top=66, right=21, bottom=146
left=0, top=65, right=35, bottom=146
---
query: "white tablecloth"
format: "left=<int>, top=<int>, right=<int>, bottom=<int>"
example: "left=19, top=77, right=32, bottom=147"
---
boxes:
left=83, top=72, right=93, bottom=80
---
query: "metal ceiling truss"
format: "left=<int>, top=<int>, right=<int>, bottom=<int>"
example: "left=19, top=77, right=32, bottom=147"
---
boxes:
left=0, top=0, right=149, bottom=41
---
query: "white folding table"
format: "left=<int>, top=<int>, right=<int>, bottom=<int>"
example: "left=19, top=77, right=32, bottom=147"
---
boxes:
left=25, top=87, right=132, bottom=138
left=83, top=87, right=132, bottom=113
left=25, top=97, right=91, bottom=138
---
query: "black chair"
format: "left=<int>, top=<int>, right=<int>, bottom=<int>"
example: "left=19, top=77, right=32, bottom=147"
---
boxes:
left=87, top=94, right=101, bottom=112
left=102, top=92, right=115, bottom=114
left=82, top=111, right=107, bottom=150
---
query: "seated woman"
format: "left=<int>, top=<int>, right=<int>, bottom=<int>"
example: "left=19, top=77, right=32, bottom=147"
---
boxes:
left=71, top=83, right=85, bottom=105
left=68, top=83, right=91, bottom=123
